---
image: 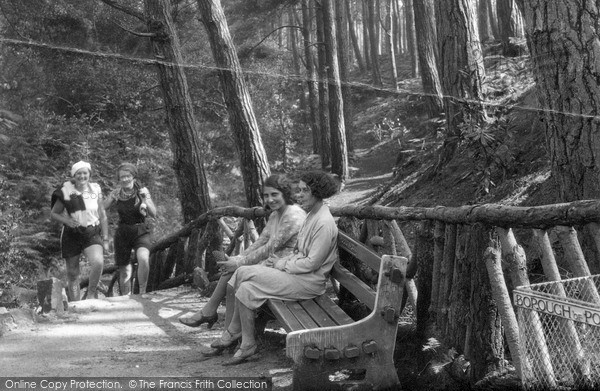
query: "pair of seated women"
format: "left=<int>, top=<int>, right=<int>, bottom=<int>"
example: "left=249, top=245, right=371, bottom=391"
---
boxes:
left=179, top=171, right=340, bottom=365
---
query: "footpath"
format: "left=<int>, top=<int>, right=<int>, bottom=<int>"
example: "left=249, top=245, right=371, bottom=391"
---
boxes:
left=0, top=288, right=294, bottom=389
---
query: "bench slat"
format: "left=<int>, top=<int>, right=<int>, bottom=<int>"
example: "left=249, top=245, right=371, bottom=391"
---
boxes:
left=337, top=231, right=381, bottom=271
left=313, top=294, right=354, bottom=325
left=268, top=299, right=304, bottom=332
left=287, top=300, right=320, bottom=329
left=331, top=263, right=376, bottom=310
left=299, top=298, right=338, bottom=327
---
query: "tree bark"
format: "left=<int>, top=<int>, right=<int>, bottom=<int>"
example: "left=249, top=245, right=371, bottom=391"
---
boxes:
left=435, top=0, right=486, bottom=172
left=467, top=224, right=504, bottom=380
left=335, top=0, right=354, bottom=153
left=144, top=0, right=212, bottom=224
left=415, top=221, right=434, bottom=341
left=367, top=0, right=382, bottom=85
left=385, top=0, right=398, bottom=89
left=196, top=0, right=270, bottom=207
left=405, top=0, right=419, bottom=78
left=329, top=199, right=600, bottom=228
left=413, top=0, right=443, bottom=118
left=483, top=242, right=522, bottom=379
left=362, top=1, right=371, bottom=70
left=477, top=0, right=492, bottom=42
left=315, top=0, right=332, bottom=167
left=521, top=1, right=600, bottom=202
left=496, top=0, right=515, bottom=55
left=346, top=1, right=365, bottom=72
left=302, top=0, right=321, bottom=155
left=323, top=0, right=349, bottom=181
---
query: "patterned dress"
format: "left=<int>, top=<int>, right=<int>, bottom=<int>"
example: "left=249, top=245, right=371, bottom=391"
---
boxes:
left=231, top=204, right=307, bottom=266
left=229, top=204, right=338, bottom=310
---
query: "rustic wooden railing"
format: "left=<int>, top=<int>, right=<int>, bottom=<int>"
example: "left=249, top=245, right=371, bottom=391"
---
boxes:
left=146, top=200, right=600, bottom=385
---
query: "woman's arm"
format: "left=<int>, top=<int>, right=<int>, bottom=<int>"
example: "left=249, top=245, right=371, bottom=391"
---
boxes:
left=103, top=191, right=115, bottom=210
left=274, top=222, right=337, bottom=274
left=239, top=210, right=305, bottom=266
left=140, top=187, right=157, bottom=218
left=50, top=200, right=80, bottom=228
left=97, top=193, right=109, bottom=242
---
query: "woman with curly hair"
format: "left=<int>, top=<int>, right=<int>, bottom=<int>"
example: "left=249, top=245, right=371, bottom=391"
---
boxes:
left=207, top=171, right=340, bottom=365
left=179, top=174, right=306, bottom=328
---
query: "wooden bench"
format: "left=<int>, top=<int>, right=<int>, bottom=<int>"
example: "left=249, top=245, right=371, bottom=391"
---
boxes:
left=265, top=231, right=409, bottom=391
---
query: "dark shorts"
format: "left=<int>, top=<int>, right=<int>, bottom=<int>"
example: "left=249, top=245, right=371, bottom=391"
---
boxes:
left=114, top=223, right=152, bottom=266
left=61, top=224, right=103, bottom=258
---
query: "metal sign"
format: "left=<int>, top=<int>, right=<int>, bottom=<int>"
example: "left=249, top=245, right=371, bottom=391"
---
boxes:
left=514, top=289, right=600, bottom=326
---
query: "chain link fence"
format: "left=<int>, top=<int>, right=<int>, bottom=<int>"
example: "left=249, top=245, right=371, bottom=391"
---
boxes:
left=514, top=275, right=600, bottom=390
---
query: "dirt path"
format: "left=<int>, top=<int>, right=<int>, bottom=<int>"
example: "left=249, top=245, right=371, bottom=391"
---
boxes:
left=0, top=144, right=396, bottom=387
left=1, top=288, right=295, bottom=388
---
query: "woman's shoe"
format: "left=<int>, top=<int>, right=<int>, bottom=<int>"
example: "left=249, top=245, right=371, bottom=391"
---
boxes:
left=210, top=329, right=242, bottom=349
left=178, top=312, right=218, bottom=329
left=222, top=344, right=258, bottom=366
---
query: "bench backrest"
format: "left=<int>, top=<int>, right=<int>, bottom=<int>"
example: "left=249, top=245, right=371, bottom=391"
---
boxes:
left=333, top=231, right=383, bottom=310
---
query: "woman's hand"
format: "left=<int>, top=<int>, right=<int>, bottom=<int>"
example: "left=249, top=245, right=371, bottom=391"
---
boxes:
left=217, top=258, right=239, bottom=274
left=66, top=218, right=81, bottom=229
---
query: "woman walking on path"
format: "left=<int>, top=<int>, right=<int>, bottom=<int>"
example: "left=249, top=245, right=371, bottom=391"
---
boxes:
left=104, top=163, right=157, bottom=295
left=50, top=161, right=109, bottom=300
left=179, top=174, right=306, bottom=328
left=208, top=171, right=340, bottom=365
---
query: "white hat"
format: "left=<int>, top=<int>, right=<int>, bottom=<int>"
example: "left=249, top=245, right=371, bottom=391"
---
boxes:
left=71, top=161, right=92, bottom=177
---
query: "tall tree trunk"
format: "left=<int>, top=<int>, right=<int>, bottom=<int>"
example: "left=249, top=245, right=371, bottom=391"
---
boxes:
left=323, top=0, right=349, bottom=181
left=144, top=0, right=212, bottom=223
left=336, top=0, right=354, bottom=152
left=302, top=0, right=321, bottom=155
left=316, top=0, right=332, bottom=168
left=346, top=1, right=365, bottom=72
left=522, top=0, right=600, bottom=201
left=487, top=0, right=499, bottom=38
left=478, top=0, right=492, bottom=43
left=289, top=7, right=307, bottom=126
left=405, top=0, right=419, bottom=78
left=435, top=0, right=486, bottom=173
left=385, top=0, right=398, bottom=89
left=362, top=0, right=372, bottom=70
left=367, top=0, right=383, bottom=86
left=392, top=0, right=402, bottom=55
left=413, top=0, right=443, bottom=118
left=197, top=0, right=270, bottom=207
left=496, top=0, right=515, bottom=55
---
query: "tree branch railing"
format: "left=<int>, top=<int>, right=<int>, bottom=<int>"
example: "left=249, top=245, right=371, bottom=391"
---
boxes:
left=146, top=200, right=600, bottom=385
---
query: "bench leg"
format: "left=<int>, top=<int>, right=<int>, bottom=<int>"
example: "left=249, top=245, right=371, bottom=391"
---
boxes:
left=286, top=255, right=408, bottom=390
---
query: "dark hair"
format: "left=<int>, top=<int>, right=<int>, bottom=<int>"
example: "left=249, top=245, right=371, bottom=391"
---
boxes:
left=117, top=162, right=138, bottom=178
left=300, top=171, right=340, bottom=200
left=263, top=174, right=294, bottom=205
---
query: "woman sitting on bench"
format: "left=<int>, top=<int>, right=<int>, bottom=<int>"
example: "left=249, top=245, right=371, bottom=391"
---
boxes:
left=208, top=171, right=340, bottom=365
left=179, top=174, right=306, bottom=328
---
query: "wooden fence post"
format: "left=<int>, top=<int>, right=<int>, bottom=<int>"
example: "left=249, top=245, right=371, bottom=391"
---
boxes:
left=532, top=229, right=590, bottom=382
left=430, top=221, right=445, bottom=321
left=438, top=223, right=457, bottom=335
left=497, top=228, right=555, bottom=386
left=484, top=242, right=522, bottom=379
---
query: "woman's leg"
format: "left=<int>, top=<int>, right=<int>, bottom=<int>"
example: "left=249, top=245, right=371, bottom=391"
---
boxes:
left=65, top=255, right=81, bottom=301
left=119, top=264, right=133, bottom=295
left=83, top=244, right=104, bottom=299
left=236, top=297, right=256, bottom=350
left=136, top=247, right=150, bottom=294
left=187, top=273, right=233, bottom=320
